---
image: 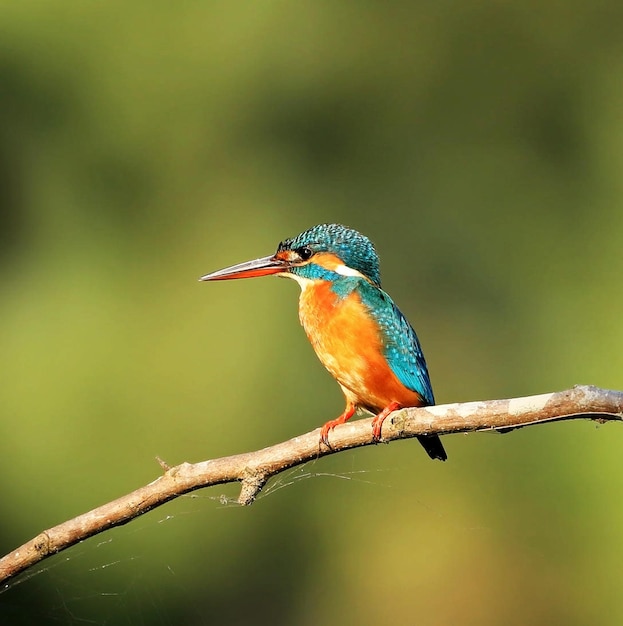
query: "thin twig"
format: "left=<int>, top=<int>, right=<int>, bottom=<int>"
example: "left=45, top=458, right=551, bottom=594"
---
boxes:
left=1, top=385, right=621, bottom=588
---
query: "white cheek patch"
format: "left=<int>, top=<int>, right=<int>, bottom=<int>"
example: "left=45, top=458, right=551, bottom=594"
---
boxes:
left=335, top=264, right=365, bottom=279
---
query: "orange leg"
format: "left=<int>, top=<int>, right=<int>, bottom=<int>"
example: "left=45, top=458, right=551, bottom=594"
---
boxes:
left=320, top=403, right=356, bottom=448
left=371, top=401, right=401, bottom=441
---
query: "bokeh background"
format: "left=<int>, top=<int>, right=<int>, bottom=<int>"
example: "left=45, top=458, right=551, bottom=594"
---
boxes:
left=1, top=2, right=623, bottom=624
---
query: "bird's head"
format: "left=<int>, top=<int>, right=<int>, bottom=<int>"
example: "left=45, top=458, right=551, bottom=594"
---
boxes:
left=200, top=223, right=381, bottom=287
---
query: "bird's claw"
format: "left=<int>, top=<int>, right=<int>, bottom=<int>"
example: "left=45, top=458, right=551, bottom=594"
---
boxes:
left=319, top=407, right=356, bottom=449
left=371, top=421, right=383, bottom=442
left=319, top=422, right=336, bottom=449
left=371, top=401, right=400, bottom=443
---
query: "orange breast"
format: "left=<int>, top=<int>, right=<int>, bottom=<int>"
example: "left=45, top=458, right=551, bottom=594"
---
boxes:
left=298, top=281, right=424, bottom=412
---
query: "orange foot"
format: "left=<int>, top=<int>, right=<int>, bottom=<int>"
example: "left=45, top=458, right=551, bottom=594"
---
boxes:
left=320, top=404, right=356, bottom=448
left=371, top=401, right=401, bottom=441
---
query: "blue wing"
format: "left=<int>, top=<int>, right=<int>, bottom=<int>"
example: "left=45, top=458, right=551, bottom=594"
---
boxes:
left=357, top=281, right=435, bottom=405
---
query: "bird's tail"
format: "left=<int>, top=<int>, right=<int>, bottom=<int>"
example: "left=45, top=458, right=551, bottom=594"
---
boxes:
left=417, top=435, right=447, bottom=461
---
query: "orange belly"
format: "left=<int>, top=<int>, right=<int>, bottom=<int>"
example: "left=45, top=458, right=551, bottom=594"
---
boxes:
left=298, top=281, right=425, bottom=412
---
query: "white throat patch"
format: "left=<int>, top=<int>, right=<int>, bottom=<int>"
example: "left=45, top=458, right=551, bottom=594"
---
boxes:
left=282, top=272, right=314, bottom=291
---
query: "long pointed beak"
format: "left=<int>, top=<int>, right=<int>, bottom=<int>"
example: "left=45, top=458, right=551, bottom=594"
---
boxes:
left=199, top=254, right=289, bottom=281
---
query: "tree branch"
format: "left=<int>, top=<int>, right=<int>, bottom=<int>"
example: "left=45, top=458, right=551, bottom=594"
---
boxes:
left=1, top=385, right=622, bottom=587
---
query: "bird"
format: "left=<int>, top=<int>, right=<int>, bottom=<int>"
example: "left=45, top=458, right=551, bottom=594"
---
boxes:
left=199, top=223, right=446, bottom=461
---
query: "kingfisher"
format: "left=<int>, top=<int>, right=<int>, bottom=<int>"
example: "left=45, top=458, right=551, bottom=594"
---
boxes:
left=199, top=223, right=446, bottom=461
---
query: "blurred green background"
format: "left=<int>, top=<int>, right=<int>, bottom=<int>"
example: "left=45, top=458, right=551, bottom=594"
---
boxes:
left=1, top=1, right=623, bottom=624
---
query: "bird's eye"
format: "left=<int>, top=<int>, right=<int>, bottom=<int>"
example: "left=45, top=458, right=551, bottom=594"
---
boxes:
left=297, top=246, right=314, bottom=261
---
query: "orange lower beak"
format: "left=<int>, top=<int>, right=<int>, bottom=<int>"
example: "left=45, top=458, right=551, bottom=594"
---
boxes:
left=199, top=254, right=289, bottom=281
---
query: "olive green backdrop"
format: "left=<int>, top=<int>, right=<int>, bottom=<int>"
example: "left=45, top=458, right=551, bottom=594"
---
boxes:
left=1, top=2, right=622, bottom=625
